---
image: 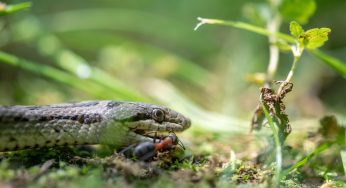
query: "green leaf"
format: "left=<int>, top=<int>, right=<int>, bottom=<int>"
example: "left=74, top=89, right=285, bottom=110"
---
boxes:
left=300, top=27, right=331, bottom=49
left=289, top=21, right=304, bottom=38
left=279, top=0, right=316, bottom=24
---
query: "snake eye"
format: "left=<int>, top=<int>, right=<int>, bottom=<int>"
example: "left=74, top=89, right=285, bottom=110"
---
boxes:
left=152, top=109, right=165, bottom=122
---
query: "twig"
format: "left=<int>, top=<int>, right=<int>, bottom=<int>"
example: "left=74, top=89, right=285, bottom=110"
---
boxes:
left=276, top=44, right=303, bottom=97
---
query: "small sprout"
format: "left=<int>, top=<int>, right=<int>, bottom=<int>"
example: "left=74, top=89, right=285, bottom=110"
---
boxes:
left=289, top=21, right=304, bottom=38
left=289, top=21, right=331, bottom=55
left=300, top=27, right=331, bottom=49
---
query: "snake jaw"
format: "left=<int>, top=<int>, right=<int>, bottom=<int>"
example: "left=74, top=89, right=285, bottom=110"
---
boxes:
left=126, top=119, right=189, bottom=138
left=104, top=101, right=191, bottom=147
left=125, top=109, right=191, bottom=141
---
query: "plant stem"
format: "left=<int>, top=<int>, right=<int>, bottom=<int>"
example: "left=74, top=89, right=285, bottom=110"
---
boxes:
left=194, top=17, right=295, bottom=43
left=277, top=45, right=303, bottom=96
left=260, top=102, right=282, bottom=183
left=266, top=1, right=282, bottom=86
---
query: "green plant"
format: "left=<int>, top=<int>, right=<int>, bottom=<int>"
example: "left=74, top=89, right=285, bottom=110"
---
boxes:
left=194, top=0, right=341, bottom=185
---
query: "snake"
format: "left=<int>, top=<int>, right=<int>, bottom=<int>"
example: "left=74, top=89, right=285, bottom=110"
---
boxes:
left=0, top=101, right=191, bottom=152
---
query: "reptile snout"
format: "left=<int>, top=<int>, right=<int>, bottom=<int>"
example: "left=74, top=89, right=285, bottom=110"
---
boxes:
left=181, top=116, right=191, bottom=130
left=163, top=107, right=191, bottom=131
left=172, top=112, right=191, bottom=131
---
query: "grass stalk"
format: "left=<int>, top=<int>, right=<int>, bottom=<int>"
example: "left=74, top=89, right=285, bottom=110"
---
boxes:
left=260, top=102, right=282, bottom=184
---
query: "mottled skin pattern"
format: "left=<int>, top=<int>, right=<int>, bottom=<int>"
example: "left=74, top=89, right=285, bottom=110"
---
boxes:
left=0, top=101, right=191, bottom=151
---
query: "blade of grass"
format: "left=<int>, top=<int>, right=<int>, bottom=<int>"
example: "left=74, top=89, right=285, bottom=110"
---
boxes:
left=260, top=102, right=282, bottom=184
left=52, top=48, right=149, bottom=101
left=341, top=150, right=346, bottom=175
left=55, top=31, right=214, bottom=89
left=23, top=13, right=214, bottom=89
left=12, top=16, right=215, bottom=102
left=11, top=17, right=149, bottom=101
left=0, top=51, right=120, bottom=99
left=309, top=49, right=346, bottom=78
left=63, top=31, right=215, bottom=88
left=282, top=141, right=334, bottom=177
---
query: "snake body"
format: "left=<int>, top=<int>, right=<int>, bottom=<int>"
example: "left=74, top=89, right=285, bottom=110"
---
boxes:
left=0, top=101, right=191, bottom=151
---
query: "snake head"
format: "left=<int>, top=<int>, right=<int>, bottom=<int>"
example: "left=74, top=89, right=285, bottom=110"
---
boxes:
left=106, top=101, right=191, bottom=134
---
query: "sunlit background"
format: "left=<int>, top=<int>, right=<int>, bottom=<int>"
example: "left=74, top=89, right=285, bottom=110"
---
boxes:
left=0, top=0, right=345, bottom=148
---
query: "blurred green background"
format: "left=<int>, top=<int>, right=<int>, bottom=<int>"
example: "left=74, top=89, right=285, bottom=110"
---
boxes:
left=0, top=0, right=345, bottom=135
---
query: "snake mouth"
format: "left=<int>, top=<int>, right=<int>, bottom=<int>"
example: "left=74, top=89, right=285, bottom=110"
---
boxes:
left=126, top=119, right=190, bottom=140
left=132, top=130, right=169, bottom=139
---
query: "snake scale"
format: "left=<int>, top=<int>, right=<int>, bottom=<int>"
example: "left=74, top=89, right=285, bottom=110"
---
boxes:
left=0, top=101, right=191, bottom=151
